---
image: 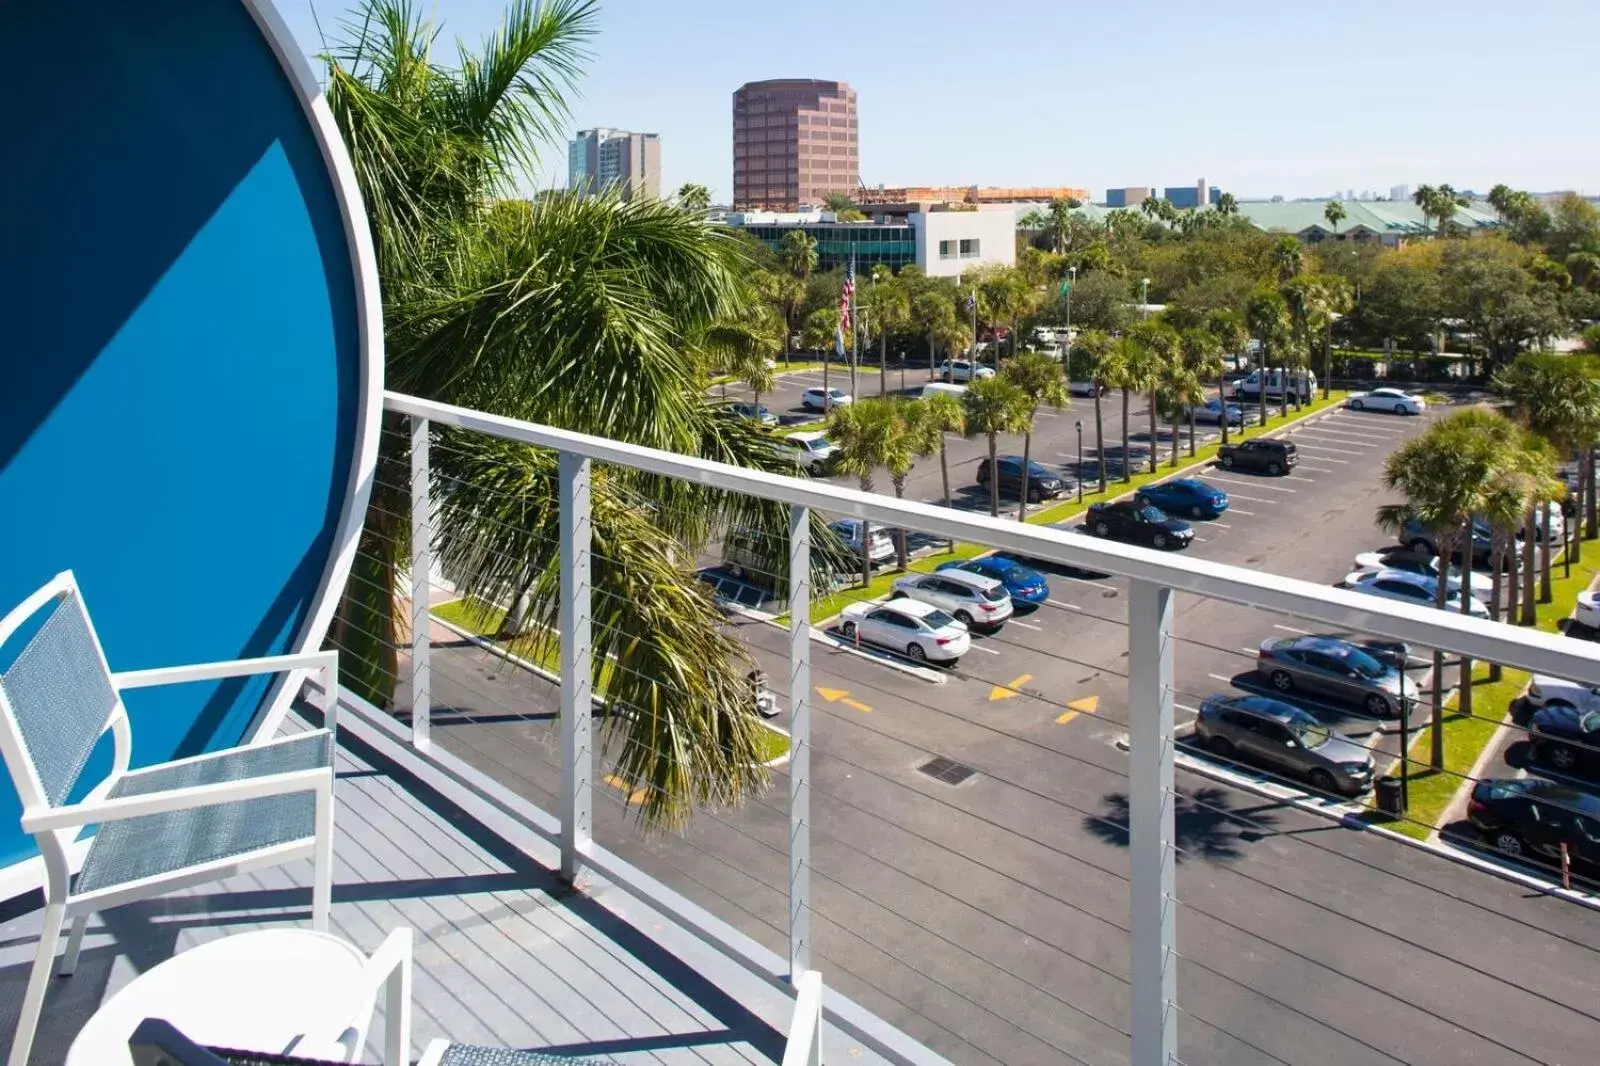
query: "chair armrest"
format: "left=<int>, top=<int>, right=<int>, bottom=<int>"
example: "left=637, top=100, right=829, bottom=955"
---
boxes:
left=21, top=767, right=329, bottom=834
left=112, top=649, right=338, bottom=690
left=296, top=928, right=413, bottom=1066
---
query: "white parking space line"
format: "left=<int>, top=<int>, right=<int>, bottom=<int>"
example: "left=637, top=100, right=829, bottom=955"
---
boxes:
left=1207, top=476, right=1296, bottom=493
left=1213, top=491, right=1274, bottom=504
left=1208, top=673, right=1234, bottom=684
left=1049, top=598, right=1082, bottom=611
left=1294, top=443, right=1366, bottom=456
left=1227, top=508, right=1255, bottom=516
left=1061, top=575, right=1121, bottom=591
left=1283, top=474, right=1316, bottom=483
left=1207, top=522, right=1232, bottom=529
left=1300, top=429, right=1384, bottom=444
left=968, top=643, right=1001, bottom=655
left=1324, top=419, right=1406, bottom=437
left=1274, top=623, right=1311, bottom=634
left=1297, top=457, right=1348, bottom=466
left=1241, top=647, right=1258, bottom=655
left=1010, top=619, right=1043, bottom=631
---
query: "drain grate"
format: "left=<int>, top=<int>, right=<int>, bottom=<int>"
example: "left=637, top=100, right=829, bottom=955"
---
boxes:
left=917, top=756, right=976, bottom=786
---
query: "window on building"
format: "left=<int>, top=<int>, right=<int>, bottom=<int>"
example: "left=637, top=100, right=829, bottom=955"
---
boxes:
left=959, top=238, right=981, bottom=258
left=939, top=240, right=956, bottom=260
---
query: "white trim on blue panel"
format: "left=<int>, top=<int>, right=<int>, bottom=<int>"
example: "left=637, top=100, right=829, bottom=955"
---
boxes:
left=237, top=0, right=385, bottom=742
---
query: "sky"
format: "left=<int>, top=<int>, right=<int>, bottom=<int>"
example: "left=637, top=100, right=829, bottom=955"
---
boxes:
left=278, top=0, right=1600, bottom=204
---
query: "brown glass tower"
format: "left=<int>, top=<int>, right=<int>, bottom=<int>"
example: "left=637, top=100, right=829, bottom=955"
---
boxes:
left=732, top=79, right=858, bottom=210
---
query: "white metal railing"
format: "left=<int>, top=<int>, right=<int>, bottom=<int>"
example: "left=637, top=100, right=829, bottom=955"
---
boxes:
left=782, top=969, right=825, bottom=1066
left=381, top=389, right=1600, bottom=1066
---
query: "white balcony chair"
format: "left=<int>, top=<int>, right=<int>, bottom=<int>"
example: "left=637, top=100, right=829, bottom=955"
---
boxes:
left=0, top=571, right=339, bottom=1066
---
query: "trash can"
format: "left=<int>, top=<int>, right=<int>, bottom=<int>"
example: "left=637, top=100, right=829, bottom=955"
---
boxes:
left=1375, top=777, right=1405, bottom=817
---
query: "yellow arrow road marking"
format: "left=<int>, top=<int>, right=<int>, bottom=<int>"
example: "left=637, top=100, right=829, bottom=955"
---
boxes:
left=989, top=673, right=1033, bottom=701
left=1055, top=695, right=1100, bottom=725
left=841, top=697, right=872, bottom=713
left=816, top=686, right=849, bottom=702
left=603, top=773, right=648, bottom=805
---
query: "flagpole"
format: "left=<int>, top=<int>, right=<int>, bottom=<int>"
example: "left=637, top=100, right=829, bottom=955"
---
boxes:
left=849, top=252, right=859, bottom=400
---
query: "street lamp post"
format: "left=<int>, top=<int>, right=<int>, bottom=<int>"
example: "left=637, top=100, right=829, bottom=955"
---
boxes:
left=1140, top=276, right=1151, bottom=316
left=1064, top=266, right=1078, bottom=354
left=1075, top=421, right=1084, bottom=503
left=1323, top=311, right=1341, bottom=400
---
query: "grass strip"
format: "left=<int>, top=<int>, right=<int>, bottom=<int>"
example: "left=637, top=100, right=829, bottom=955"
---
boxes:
left=1373, top=553, right=1600, bottom=840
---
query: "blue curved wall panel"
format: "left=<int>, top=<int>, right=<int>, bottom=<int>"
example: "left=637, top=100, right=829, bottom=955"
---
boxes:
left=0, top=1, right=373, bottom=872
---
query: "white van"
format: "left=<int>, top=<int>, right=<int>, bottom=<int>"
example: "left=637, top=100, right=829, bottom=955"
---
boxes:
left=1229, top=368, right=1316, bottom=403
left=920, top=381, right=968, bottom=400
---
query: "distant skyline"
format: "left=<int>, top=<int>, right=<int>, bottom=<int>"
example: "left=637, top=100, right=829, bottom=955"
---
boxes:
left=277, top=0, right=1600, bottom=203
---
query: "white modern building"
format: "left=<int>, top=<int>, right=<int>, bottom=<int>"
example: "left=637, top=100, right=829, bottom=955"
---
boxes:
left=722, top=204, right=1017, bottom=276
left=909, top=206, right=1017, bottom=277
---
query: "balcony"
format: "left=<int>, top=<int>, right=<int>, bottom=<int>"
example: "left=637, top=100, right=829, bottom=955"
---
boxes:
left=21, top=389, right=1600, bottom=1064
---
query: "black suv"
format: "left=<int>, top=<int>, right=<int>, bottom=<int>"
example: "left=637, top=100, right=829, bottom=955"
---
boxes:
left=1085, top=501, right=1194, bottom=550
left=1468, top=778, right=1600, bottom=869
left=977, top=456, right=1066, bottom=502
left=1216, top=438, right=1297, bottom=475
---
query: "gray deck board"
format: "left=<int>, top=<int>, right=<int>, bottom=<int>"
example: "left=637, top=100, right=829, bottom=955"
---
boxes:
left=0, top=715, right=791, bottom=1065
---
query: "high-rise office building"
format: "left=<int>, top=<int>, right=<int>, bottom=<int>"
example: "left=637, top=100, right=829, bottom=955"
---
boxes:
left=567, top=128, right=661, bottom=201
left=732, top=79, right=858, bottom=210
left=1390, top=184, right=1411, bottom=202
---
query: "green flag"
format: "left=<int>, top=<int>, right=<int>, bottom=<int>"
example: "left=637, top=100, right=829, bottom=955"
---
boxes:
left=1059, top=279, right=1072, bottom=298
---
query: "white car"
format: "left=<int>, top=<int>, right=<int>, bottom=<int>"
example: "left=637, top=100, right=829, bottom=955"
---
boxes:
left=1068, top=380, right=1107, bottom=397
left=829, top=519, right=895, bottom=566
left=1346, top=569, right=1490, bottom=619
left=1526, top=675, right=1600, bottom=710
left=1348, top=387, right=1426, bottom=415
left=890, top=570, right=1014, bottom=629
left=1350, top=550, right=1494, bottom=604
left=802, top=386, right=852, bottom=411
left=938, top=360, right=995, bottom=383
left=778, top=431, right=837, bottom=474
left=838, top=598, right=971, bottom=663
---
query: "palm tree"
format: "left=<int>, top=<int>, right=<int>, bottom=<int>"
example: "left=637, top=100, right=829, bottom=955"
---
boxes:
left=1245, top=287, right=1291, bottom=427
left=826, top=398, right=896, bottom=587
left=327, top=0, right=783, bottom=826
left=1377, top=410, right=1514, bottom=767
left=913, top=289, right=962, bottom=379
left=1271, top=234, right=1304, bottom=283
left=1002, top=352, right=1072, bottom=520
left=1323, top=200, right=1346, bottom=238
left=1046, top=197, right=1076, bottom=255
left=1108, top=334, right=1146, bottom=483
left=964, top=377, right=1033, bottom=516
left=864, top=272, right=911, bottom=395
left=675, top=182, right=712, bottom=211
left=822, top=192, right=857, bottom=214
left=887, top=400, right=946, bottom=566
left=1413, top=183, right=1469, bottom=238
left=1177, top=328, right=1224, bottom=458
left=1216, top=192, right=1239, bottom=217
left=1074, top=328, right=1121, bottom=493
left=779, top=229, right=819, bottom=343
left=1128, top=322, right=1179, bottom=474
left=920, top=389, right=967, bottom=515
left=1204, top=310, right=1249, bottom=446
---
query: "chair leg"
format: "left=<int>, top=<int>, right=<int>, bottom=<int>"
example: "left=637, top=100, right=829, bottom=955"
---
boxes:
left=57, top=913, right=88, bottom=977
left=312, top=783, right=334, bottom=933
left=7, top=902, right=65, bottom=1066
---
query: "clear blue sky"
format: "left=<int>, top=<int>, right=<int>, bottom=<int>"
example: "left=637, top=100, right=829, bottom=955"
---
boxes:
left=278, top=0, right=1600, bottom=203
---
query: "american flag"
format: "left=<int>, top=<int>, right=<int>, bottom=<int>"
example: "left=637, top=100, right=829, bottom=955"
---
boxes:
left=835, top=260, right=855, bottom=355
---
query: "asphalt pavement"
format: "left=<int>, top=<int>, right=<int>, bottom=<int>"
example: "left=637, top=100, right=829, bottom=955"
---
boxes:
left=416, top=399, right=1600, bottom=1066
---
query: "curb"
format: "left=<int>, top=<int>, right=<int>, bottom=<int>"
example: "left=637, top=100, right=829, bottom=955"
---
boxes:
left=719, top=599, right=949, bottom=684
left=1144, top=728, right=1600, bottom=915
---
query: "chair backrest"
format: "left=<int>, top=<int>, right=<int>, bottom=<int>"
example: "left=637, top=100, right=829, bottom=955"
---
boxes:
left=0, top=571, right=122, bottom=812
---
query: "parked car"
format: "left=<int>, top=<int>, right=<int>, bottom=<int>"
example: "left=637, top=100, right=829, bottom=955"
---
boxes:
left=1135, top=478, right=1229, bottom=520
left=938, top=360, right=994, bottom=383
left=976, top=456, right=1066, bottom=503
left=1194, top=694, right=1376, bottom=795
left=1345, top=569, right=1491, bottom=619
left=776, top=431, right=838, bottom=474
left=1187, top=399, right=1245, bottom=427
left=936, top=555, right=1050, bottom=606
left=1256, top=634, right=1409, bottom=718
left=1467, top=778, right=1600, bottom=866
left=837, top=598, right=971, bottom=663
left=1069, top=379, right=1107, bottom=397
left=829, top=518, right=895, bottom=567
left=725, top=401, right=777, bottom=426
left=1085, top=501, right=1194, bottom=550
left=891, top=569, right=1014, bottom=629
left=1349, top=548, right=1495, bottom=603
left=919, top=381, right=967, bottom=400
left=801, top=386, right=852, bottom=411
left=1528, top=701, right=1600, bottom=774
left=1216, top=437, right=1296, bottom=475
left=1227, top=368, right=1316, bottom=403
left=1347, top=387, right=1426, bottom=415
left=1399, top=518, right=1498, bottom=569
left=1525, top=674, right=1600, bottom=711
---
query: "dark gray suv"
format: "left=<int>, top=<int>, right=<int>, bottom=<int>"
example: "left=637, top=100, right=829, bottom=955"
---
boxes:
left=1195, top=695, right=1376, bottom=796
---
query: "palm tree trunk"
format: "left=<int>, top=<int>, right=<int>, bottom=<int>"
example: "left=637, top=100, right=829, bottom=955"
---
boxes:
left=1540, top=500, right=1554, bottom=603
left=1507, top=536, right=1521, bottom=627
left=1121, top=389, right=1132, bottom=483
left=1521, top=506, right=1538, bottom=623
left=892, top=481, right=909, bottom=570
left=823, top=354, right=831, bottom=415
left=858, top=477, right=873, bottom=589
left=1258, top=347, right=1269, bottom=428
left=1586, top=446, right=1597, bottom=541
left=1019, top=429, right=1034, bottom=522
left=1147, top=390, right=1159, bottom=475
left=939, top=439, right=952, bottom=509
left=1187, top=408, right=1197, bottom=458
left=1459, top=520, right=1475, bottom=719
left=1218, top=375, right=1230, bottom=446
left=928, top=336, right=936, bottom=380
left=880, top=332, right=888, bottom=397
left=1095, top=388, right=1107, bottom=493
left=1489, top=536, right=1505, bottom=682
left=988, top=434, right=1001, bottom=517
left=1170, top=406, right=1181, bottom=468
left=1429, top=529, right=1453, bottom=770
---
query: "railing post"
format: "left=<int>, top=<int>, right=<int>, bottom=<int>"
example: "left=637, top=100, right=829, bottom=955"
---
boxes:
left=409, top=416, right=431, bottom=750
left=559, top=450, right=594, bottom=883
left=788, top=504, right=812, bottom=978
left=1128, top=578, right=1176, bottom=1066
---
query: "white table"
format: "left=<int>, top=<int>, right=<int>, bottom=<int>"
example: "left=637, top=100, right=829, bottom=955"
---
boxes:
left=69, top=928, right=376, bottom=1065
